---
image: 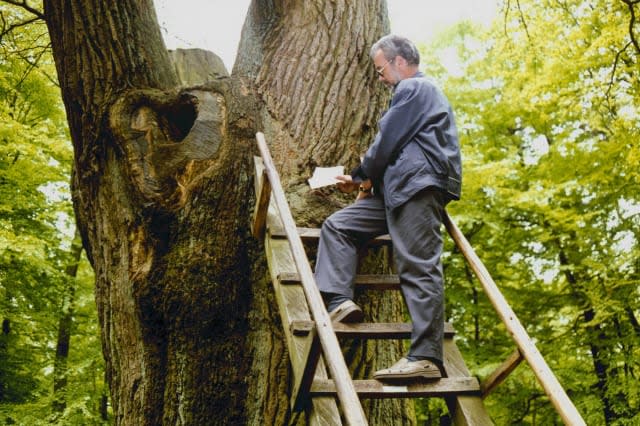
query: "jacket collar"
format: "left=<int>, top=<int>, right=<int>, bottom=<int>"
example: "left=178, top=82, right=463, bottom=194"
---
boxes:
left=393, top=71, right=425, bottom=89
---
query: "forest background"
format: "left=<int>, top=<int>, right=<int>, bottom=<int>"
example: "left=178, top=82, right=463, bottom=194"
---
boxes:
left=0, top=0, right=638, bottom=425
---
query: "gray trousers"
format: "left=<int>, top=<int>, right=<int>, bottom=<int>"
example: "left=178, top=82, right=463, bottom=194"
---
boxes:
left=314, top=189, right=446, bottom=362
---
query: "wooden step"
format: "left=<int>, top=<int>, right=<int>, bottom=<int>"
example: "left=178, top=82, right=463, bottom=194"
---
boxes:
left=291, top=321, right=456, bottom=339
left=279, top=272, right=400, bottom=290
left=270, top=226, right=392, bottom=246
left=310, top=377, right=480, bottom=399
left=253, top=152, right=501, bottom=425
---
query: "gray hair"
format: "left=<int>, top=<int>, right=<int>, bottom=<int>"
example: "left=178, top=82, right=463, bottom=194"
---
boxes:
left=370, top=34, right=420, bottom=66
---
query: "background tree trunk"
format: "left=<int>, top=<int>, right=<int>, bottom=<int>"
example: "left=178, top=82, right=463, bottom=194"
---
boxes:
left=43, top=0, right=414, bottom=423
left=52, top=231, right=84, bottom=414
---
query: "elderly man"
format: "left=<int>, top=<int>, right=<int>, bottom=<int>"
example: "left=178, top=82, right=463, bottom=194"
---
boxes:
left=313, top=34, right=462, bottom=380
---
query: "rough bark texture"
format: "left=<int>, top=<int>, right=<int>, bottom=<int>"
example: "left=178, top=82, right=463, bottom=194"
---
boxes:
left=43, top=0, right=414, bottom=424
left=235, top=0, right=389, bottom=188
left=235, top=1, right=414, bottom=423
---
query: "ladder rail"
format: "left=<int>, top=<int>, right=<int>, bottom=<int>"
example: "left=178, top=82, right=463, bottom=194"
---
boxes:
left=256, top=132, right=368, bottom=425
left=444, top=214, right=586, bottom=426
left=254, top=131, right=582, bottom=424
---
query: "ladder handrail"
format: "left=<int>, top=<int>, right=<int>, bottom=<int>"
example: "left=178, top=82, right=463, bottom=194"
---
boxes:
left=444, top=214, right=585, bottom=426
left=256, top=133, right=368, bottom=425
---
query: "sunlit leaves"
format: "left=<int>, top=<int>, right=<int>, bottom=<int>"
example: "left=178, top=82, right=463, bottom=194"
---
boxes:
left=0, top=2, right=107, bottom=424
left=422, top=0, right=639, bottom=423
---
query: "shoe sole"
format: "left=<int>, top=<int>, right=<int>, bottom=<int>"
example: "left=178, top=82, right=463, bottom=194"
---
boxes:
left=330, top=305, right=364, bottom=323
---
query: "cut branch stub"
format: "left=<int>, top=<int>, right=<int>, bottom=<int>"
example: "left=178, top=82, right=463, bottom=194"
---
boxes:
left=109, top=87, right=227, bottom=212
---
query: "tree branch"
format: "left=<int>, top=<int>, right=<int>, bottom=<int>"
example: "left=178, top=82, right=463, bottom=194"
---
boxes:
left=0, top=2, right=45, bottom=48
left=0, top=14, right=39, bottom=40
left=503, top=0, right=510, bottom=37
left=0, top=9, right=57, bottom=87
left=516, top=0, right=532, bottom=41
left=605, top=41, right=632, bottom=104
left=626, top=307, right=640, bottom=338
left=0, top=0, right=44, bottom=20
left=621, top=0, right=640, bottom=54
left=502, top=0, right=532, bottom=42
left=554, top=0, right=579, bottom=26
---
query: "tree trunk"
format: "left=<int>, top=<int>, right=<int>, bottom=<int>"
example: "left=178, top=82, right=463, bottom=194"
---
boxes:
left=557, top=245, right=621, bottom=423
left=43, top=0, right=413, bottom=423
left=52, top=231, right=84, bottom=414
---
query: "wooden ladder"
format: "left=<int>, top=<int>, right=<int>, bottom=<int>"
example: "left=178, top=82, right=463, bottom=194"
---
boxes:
left=253, top=133, right=585, bottom=425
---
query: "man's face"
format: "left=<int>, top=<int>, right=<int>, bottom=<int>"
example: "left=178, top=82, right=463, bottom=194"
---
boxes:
left=372, top=49, right=399, bottom=87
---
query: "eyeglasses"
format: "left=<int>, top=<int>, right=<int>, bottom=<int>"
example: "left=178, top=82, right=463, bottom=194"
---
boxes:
left=375, top=58, right=394, bottom=76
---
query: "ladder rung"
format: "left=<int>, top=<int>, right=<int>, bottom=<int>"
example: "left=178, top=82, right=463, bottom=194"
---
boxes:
left=480, top=348, right=524, bottom=398
left=279, top=272, right=400, bottom=289
left=291, top=321, right=456, bottom=339
left=270, top=226, right=392, bottom=246
left=310, top=377, right=480, bottom=398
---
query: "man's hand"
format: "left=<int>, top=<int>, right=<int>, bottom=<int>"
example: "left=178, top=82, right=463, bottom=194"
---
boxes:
left=356, top=179, right=373, bottom=200
left=335, top=176, right=373, bottom=200
left=335, top=175, right=359, bottom=193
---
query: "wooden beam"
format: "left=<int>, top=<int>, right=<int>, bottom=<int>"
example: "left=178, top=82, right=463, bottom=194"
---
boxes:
left=444, top=213, right=586, bottom=426
left=480, top=348, right=524, bottom=398
left=443, top=338, right=494, bottom=425
left=279, top=272, right=401, bottom=290
left=251, top=157, right=271, bottom=239
left=265, top=236, right=340, bottom=422
left=256, top=133, right=368, bottom=425
left=270, top=226, right=392, bottom=246
left=260, top=166, right=340, bottom=423
left=290, top=328, right=322, bottom=411
left=311, top=377, right=481, bottom=398
left=291, top=321, right=456, bottom=339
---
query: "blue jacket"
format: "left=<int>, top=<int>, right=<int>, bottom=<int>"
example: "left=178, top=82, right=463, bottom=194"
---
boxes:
left=352, top=72, right=461, bottom=210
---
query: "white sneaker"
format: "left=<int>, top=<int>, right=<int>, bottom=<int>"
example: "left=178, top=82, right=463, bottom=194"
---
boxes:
left=373, top=357, right=442, bottom=381
left=328, top=300, right=364, bottom=323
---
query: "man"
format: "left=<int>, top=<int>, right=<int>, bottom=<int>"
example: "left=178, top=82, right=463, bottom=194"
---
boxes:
left=313, top=34, right=461, bottom=380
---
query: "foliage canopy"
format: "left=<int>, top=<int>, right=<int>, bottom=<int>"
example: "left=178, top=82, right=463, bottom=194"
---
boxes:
left=1, top=0, right=638, bottom=424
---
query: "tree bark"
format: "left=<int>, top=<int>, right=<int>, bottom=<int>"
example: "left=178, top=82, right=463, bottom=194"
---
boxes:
left=557, top=244, right=623, bottom=423
left=43, top=0, right=414, bottom=424
left=52, top=231, right=84, bottom=414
